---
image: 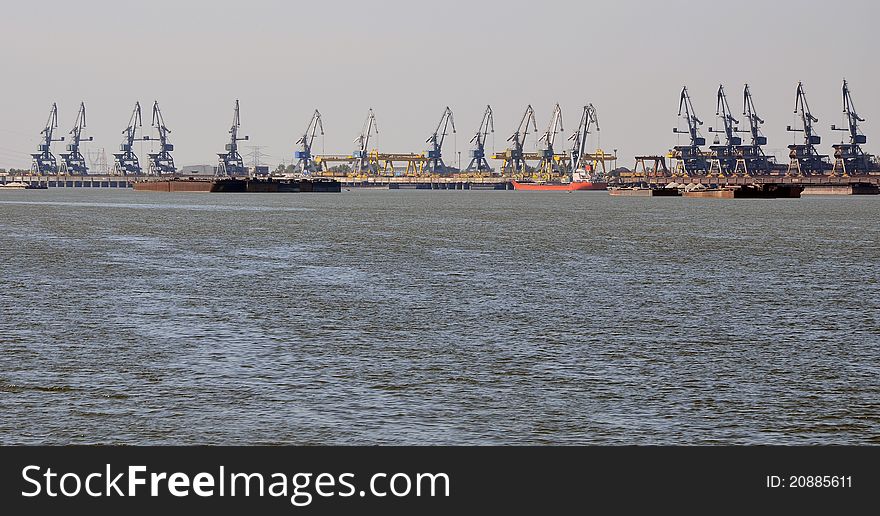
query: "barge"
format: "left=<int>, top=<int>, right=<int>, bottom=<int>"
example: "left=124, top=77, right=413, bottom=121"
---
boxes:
left=134, top=177, right=341, bottom=193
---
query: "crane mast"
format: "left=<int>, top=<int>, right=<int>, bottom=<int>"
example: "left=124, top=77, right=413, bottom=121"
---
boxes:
left=353, top=109, right=378, bottom=174
left=568, top=103, right=598, bottom=178
left=831, top=80, right=873, bottom=175
left=425, top=106, right=456, bottom=174
left=59, top=102, right=93, bottom=174
left=31, top=103, right=63, bottom=174
left=786, top=82, right=829, bottom=175
left=502, top=105, right=537, bottom=173
left=217, top=100, right=249, bottom=176
left=295, top=109, right=323, bottom=175
left=143, top=101, right=176, bottom=175
left=672, top=86, right=707, bottom=174
left=465, top=105, right=494, bottom=173
left=113, top=102, right=143, bottom=175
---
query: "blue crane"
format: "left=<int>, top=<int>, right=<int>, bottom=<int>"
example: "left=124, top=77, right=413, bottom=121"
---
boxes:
left=295, top=110, right=323, bottom=175
left=735, top=84, right=773, bottom=175
left=218, top=100, right=249, bottom=176
left=59, top=102, right=93, bottom=175
left=536, top=103, right=564, bottom=175
left=831, top=80, right=874, bottom=174
left=353, top=109, right=378, bottom=174
left=502, top=105, right=537, bottom=174
left=708, top=85, right=743, bottom=174
left=424, top=106, right=456, bottom=174
left=113, top=102, right=143, bottom=175
left=465, top=105, right=494, bottom=173
left=31, top=103, right=63, bottom=174
left=672, top=86, right=708, bottom=174
left=568, top=103, right=599, bottom=179
left=144, top=101, right=176, bottom=175
left=786, top=82, right=829, bottom=175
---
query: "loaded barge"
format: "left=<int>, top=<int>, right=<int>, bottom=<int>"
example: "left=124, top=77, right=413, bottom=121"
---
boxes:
left=681, top=184, right=803, bottom=198
left=609, top=183, right=803, bottom=198
left=133, top=177, right=341, bottom=193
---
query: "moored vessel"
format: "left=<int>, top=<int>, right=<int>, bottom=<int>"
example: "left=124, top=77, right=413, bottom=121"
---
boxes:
left=134, top=177, right=341, bottom=193
left=608, top=186, right=681, bottom=197
left=511, top=179, right=607, bottom=191
left=0, top=181, right=47, bottom=190
left=682, top=184, right=803, bottom=198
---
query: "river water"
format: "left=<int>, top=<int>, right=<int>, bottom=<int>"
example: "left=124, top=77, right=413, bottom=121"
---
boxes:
left=0, top=189, right=878, bottom=444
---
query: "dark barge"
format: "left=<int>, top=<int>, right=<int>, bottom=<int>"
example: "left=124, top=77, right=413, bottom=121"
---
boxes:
left=134, top=177, right=341, bottom=193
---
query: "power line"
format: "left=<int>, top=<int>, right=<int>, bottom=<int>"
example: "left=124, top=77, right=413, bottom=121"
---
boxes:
left=244, top=145, right=267, bottom=168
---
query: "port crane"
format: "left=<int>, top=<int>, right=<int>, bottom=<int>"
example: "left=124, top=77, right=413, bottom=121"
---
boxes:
left=295, top=110, right=323, bottom=175
left=424, top=106, right=456, bottom=174
left=536, top=103, right=564, bottom=177
left=353, top=109, right=378, bottom=174
left=831, top=80, right=874, bottom=175
left=31, top=103, right=63, bottom=174
left=568, top=103, right=599, bottom=177
left=733, top=84, right=774, bottom=175
left=671, top=86, right=708, bottom=175
left=497, top=105, right=537, bottom=174
left=59, top=102, right=93, bottom=175
left=113, top=102, right=143, bottom=175
left=707, top=85, right=743, bottom=175
left=217, top=100, right=249, bottom=176
left=143, top=101, right=176, bottom=175
left=786, top=82, right=829, bottom=175
left=465, top=105, right=494, bottom=173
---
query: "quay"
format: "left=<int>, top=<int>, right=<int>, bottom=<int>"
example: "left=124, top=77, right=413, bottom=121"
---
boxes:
left=1, top=174, right=134, bottom=188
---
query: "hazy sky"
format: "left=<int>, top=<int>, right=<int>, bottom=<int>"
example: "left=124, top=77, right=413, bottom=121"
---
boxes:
left=1, top=0, right=876, bottom=170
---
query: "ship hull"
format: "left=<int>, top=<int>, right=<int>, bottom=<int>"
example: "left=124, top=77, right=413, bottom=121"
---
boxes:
left=511, top=180, right=607, bottom=191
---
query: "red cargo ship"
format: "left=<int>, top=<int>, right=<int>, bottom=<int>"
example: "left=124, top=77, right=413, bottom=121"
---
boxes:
left=512, top=168, right=607, bottom=191
left=511, top=179, right=607, bottom=191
